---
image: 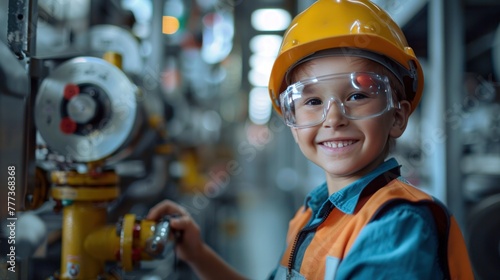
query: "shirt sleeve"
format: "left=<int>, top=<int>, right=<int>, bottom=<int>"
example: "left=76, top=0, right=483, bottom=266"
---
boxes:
left=334, top=203, right=444, bottom=280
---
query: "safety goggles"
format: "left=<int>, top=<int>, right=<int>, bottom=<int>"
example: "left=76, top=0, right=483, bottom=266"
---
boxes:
left=279, top=72, right=400, bottom=128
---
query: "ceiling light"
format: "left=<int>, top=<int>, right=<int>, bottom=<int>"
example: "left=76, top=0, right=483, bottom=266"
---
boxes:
left=251, top=9, right=291, bottom=31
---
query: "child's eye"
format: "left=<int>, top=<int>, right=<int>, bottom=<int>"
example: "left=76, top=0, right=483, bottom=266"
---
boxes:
left=304, top=98, right=323, bottom=106
left=347, top=92, right=369, bottom=101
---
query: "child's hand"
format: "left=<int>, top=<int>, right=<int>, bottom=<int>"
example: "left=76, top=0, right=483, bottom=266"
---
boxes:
left=148, top=200, right=246, bottom=279
left=147, top=200, right=203, bottom=264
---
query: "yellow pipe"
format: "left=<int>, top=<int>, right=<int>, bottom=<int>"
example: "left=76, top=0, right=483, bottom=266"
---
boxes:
left=53, top=169, right=162, bottom=277
left=103, top=52, right=123, bottom=70
left=140, top=219, right=156, bottom=260
left=52, top=186, right=120, bottom=201
left=60, top=201, right=107, bottom=279
left=84, top=225, right=120, bottom=262
left=51, top=170, right=119, bottom=186
left=85, top=214, right=158, bottom=270
left=121, top=214, right=135, bottom=271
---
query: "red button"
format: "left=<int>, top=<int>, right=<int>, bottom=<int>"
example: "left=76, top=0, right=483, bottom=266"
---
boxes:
left=60, top=117, right=77, bottom=134
left=63, top=84, right=80, bottom=100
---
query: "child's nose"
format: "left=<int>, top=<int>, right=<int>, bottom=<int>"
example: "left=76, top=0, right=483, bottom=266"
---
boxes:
left=322, top=100, right=348, bottom=128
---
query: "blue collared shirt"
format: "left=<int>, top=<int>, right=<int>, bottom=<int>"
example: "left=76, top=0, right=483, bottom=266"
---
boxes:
left=274, top=158, right=444, bottom=279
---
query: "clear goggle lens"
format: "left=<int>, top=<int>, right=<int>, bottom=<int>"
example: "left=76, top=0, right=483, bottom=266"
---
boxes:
left=279, top=72, right=399, bottom=128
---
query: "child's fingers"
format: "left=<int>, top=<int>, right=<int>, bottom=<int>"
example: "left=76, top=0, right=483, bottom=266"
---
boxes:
left=146, top=200, right=188, bottom=220
left=168, top=215, right=192, bottom=230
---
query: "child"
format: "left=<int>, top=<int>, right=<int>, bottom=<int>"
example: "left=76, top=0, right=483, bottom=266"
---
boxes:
left=148, top=0, right=475, bottom=279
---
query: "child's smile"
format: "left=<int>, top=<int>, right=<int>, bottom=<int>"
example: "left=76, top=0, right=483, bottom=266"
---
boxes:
left=289, top=56, right=410, bottom=193
left=321, top=139, right=358, bottom=149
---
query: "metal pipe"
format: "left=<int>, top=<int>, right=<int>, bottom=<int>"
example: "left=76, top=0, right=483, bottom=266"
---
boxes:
left=427, top=0, right=447, bottom=204
left=444, top=0, right=466, bottom=229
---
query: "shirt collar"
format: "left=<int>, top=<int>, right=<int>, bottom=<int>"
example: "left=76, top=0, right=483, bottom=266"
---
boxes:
left=304, top=158, right=400, bottom=215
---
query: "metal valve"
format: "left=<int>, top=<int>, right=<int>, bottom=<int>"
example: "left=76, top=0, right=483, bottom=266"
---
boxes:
left=145, top=217, right=176, bottom=258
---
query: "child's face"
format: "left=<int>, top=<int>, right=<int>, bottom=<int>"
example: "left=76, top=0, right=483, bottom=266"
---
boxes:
left=287, top=56, right=410, bottom=189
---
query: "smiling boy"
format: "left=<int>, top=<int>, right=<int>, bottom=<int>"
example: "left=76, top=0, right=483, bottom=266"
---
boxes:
left=284, top=56, right=409, bottom=194
left=148, top=1, right=475, bottom=279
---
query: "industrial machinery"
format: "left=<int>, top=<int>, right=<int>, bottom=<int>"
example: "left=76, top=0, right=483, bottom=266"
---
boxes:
left=0, top=44, right=178, bottom=280
left=0, top=1, right=179, bottom=279
left=3, top=0, right=498, bottom=279
left=0, top=0, right=243, bottom=278
left=33, top=53, right=176, bottom=279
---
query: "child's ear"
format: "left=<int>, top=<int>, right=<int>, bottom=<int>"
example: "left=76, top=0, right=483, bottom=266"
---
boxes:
left=389, top=100, right=411, bottom=138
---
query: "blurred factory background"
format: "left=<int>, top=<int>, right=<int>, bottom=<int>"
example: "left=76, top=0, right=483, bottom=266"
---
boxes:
left=0, top=0, right=499, bottom=279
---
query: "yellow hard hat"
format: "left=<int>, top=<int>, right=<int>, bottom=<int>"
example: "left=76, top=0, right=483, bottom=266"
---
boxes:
left=269, top=0, right=424, bottom=115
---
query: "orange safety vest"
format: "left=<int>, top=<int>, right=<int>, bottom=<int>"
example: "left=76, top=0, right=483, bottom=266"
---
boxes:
left=279, top=178, right=474, bottom=279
